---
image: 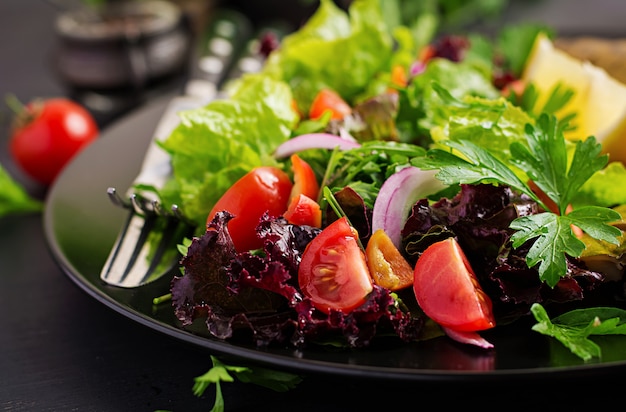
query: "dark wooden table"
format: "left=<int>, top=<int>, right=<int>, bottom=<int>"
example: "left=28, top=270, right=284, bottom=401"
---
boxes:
left=2, top=1, right=626, bottom=411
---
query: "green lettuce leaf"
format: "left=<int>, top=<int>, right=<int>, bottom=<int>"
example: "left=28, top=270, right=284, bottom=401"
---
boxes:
left=573, top=161, right=626, bottom=208
left=263, top=0, right=394, bottom=107
left=430, top=93, right=532, bottom=160
left=159, top=74, right=297, bottom=228
left=396, top=58, right=501, bottom=144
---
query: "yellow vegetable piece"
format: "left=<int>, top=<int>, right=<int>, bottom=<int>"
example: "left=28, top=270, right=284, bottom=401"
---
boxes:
left=522, top=32, right=591, bottom=133
left=365, top=229, right=414, bottom=291
left=522, top=33, right=626, bottom=164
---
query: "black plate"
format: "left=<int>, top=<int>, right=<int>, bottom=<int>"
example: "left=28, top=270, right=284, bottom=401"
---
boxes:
left=43, top=94, right=626, bottom=383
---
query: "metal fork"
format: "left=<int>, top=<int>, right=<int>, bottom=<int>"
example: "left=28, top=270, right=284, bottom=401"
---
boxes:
left=99, top=94, right=203, bottom=288
left=100, top=187, right=195, bottom=287
left=99, top=12, right=287, bottom=288
left=98, top=9, right=260, bottom=288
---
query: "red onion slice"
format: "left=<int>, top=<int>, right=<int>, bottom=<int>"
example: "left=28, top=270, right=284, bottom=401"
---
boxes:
left=273, top=133, right=361, bottom=159
left=371, top=166, right=446, bottom=248
left=442, top=327, right=494, bottom=349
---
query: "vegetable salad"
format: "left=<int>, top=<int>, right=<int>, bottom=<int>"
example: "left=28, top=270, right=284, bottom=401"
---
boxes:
left=154, top=0, right=626, bottom=361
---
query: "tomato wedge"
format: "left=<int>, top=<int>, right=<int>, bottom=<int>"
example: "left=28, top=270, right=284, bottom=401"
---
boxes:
left=206, top=166, right=293, bottom=252
left=413, top=237, right=495, bottom=332
left=298, top=217, right=373, bottom=314
left=308, top=88, right=352, bottom=120
left=365, top=229, right=413, bottom=291
left=283, top=194, right=322, bottom=227
left=290, top=154, right=319, bottom=202
left=390, top=64, right=408, bottom=88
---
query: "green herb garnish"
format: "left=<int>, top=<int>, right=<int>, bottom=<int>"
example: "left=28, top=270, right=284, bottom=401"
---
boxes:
left=531, top=303, right=626, bottom=361
left=192, top=356, right=303, bottom=412
left=415, top=113, right=621, bottom=287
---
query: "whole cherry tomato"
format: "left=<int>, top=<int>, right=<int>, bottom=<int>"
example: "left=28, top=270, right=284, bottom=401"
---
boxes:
left=9, top=97, right=99, bottom=186
left=206, top=166, right=293, bottom=252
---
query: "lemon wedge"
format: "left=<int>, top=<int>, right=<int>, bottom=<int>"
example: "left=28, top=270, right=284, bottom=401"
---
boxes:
left=522, top=33, right=626, bottom=164
left=521, top=32, right=591, bottom=133
left=583, top=63, right=626, bottom=163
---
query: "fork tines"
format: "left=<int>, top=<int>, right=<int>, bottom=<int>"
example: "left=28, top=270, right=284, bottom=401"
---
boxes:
left=106, top=186, right=186, bottom=220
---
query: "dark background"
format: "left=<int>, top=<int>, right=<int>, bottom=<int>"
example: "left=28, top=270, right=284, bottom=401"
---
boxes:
left=3, top=1, right=626, bottom=411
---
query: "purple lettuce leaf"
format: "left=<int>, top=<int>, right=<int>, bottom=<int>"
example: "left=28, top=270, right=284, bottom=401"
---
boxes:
left=171, top=210, right=423, bottom=349
left=323, top=186, right=372, bottom=243
left=400, top=184, right=611, bottom=321
left=171, top=211, right=286, bottom=322
left=292, top=286, right=423, bottom=348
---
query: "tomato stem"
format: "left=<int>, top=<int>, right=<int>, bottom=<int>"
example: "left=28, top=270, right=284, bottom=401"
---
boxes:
left=5, top=93, right=25, bottom=115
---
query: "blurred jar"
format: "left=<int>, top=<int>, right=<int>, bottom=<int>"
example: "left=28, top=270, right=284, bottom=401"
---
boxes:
left=54, top=0, right=192, bottom=91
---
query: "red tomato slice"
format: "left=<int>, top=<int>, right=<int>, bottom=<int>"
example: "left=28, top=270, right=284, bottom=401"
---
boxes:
left=308, top=88, right=352, bottom=120
left=298, top=217, right=373, bottom=314
left=206, top=166, right=293, bottom=252
left=290, top=154, right=319, bottom=202
left=283, top=194, right=321, bottom=228
left=413, top=237, right=495, bottom=332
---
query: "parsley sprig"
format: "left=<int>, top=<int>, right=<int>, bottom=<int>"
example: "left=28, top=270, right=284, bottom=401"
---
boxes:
left=510, top=115, right=607, bottom=214
left=191, top=356, right=303, bottom=412
left=531, top=303, right=626, bottom=361
left=414, top=113, right=621, bottom=287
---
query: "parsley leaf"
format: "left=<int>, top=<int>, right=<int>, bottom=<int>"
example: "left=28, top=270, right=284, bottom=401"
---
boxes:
left=510, top=114, right=608, bottom=215
left=509, top=114, right=621, bottom=285
left=531, top=303, right=626, bottom=361
left=415, top=112, right=621, bottom=287
left=414, top=138, right=532, bottom=196
left=192, top=356, right=303, bottom=412
left=520, top=82, right=577, bottom=122
left=514, top=214, right=574, bottom=283
left=509, top=209, right=620, bottom=286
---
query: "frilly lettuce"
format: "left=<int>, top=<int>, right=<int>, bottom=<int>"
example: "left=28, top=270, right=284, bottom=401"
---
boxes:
left=262, top=0, right=395, bottom=108
left=430, top=93, right=533, bottom=161
left=396, top=57, right=501, bottom=145
left=574, top=161, right=626, bottom=208
left=158, top=0, right=406, bottom=230
left=158, top=74, right=297, bottom=229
